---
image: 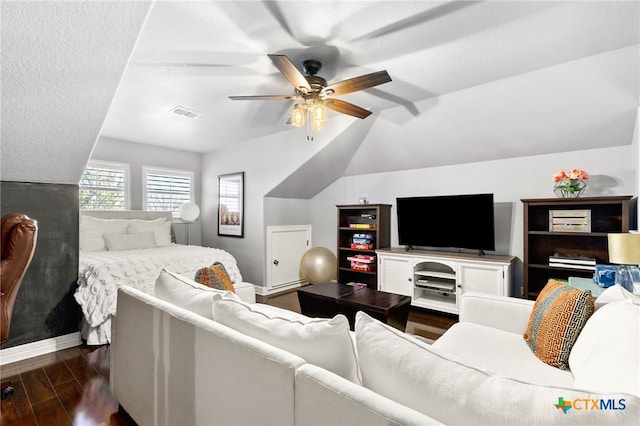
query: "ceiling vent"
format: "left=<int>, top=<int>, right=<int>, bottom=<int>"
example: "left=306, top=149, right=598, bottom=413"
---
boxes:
left=170, top=106, right=200, bottom=119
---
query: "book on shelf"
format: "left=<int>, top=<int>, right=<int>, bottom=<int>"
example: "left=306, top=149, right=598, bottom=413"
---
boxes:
left=349, top=223, right=375, bottom=229
left=350, top=243, right=374, bottom=250
left=352, top=239, right=371, bottom=245
left=353, top=233, right=373, bottom=239
left=548, top=262, right=596, bottom=271
left=346, top=255, right=375, bottom=263
left=350, top=263, right=375, bottom=272
left=548, top=255, right=596, bottom=266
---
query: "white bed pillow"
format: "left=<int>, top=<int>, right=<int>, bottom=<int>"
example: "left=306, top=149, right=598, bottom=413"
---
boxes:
left=154, top=269, right=239, bottom=320
left=80, top=216, right=130, bottom=251
left=569, top=300, right=639, bottom=397
left=355, top=311, right=638, bottom=425
left=128, top=219, right=172, bottom=246
left=213, top=297, right=361, bottom=384
left=104, top=232, right=156, bottom=251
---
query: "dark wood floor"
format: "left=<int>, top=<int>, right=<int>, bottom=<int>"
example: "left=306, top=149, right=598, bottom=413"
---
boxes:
left=1, top=289, right=457, bottom=426
left=0, top=344, right=134, bottom=426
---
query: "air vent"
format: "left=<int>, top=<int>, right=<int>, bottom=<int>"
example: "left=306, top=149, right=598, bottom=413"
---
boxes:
left=170, top=106, right=200, bottom=119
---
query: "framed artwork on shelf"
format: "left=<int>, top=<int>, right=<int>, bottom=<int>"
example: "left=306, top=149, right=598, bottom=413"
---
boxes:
left=218, top=172, right=244, bottom=238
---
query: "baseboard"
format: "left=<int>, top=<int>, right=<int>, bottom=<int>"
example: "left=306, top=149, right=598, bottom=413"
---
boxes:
left=0, top=332, right=82, bottom=365
left=254, top=281, right=304, bottom=297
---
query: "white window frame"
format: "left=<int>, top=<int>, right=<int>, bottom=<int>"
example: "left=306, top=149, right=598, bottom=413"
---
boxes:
left=79, top=160, right=130, bottom=210
left=143, top=166, right=195, bottom=217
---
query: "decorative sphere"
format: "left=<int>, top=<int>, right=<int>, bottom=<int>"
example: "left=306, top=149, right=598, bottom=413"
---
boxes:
left=300, top=247, right=337, bottom=284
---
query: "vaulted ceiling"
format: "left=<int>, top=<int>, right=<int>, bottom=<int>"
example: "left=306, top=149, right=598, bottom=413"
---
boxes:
left=2, top=1, right=639, bottom=185
left=102, top=1, right=639, bottom=165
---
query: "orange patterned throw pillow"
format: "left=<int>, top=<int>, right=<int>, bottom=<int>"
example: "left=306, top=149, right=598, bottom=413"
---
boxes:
left=523, top=279, right=594, bottom=369
left=194, top=262, right=236, bottom=293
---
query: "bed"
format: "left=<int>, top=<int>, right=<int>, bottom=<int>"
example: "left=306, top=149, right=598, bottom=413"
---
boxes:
left=75, top=210, right=249, bottom=345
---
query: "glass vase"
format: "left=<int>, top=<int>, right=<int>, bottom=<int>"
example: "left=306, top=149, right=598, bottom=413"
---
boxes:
left=553, top=179, right=586, bottom=198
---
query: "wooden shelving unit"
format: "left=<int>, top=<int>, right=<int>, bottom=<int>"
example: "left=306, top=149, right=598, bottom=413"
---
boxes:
left=521, top=196, right=634, bottom=300
left=337, top=204, right=391, bottom=289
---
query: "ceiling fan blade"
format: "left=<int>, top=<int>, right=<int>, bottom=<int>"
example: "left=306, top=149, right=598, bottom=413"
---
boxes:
left=229, top=95, right=300, bottom=101
left=268, top=54, right=311, bottom=92
left=325, top=99, right=372, bottom=119
left=324, top=70, right=392, bottom=96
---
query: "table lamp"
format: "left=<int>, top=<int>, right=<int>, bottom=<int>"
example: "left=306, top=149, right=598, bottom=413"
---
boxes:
left=607, top=233, right=640, bottom=293
left=179, top=201, right=200, bottom=245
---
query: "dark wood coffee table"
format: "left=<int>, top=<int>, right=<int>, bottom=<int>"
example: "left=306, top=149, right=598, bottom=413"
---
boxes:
left=297, top=282, right=411, bottom=331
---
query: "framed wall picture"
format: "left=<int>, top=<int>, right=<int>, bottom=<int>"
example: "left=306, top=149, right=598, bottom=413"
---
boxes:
left=218, top=172, right=244, bottom=237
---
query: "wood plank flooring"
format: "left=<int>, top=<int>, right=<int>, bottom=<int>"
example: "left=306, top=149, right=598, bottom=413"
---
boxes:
left=0, top=344, right=134, bottom=426
left=1, top=288, right=457, bottom=426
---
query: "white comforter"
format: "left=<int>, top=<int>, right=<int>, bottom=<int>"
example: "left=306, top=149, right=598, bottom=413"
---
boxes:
left=75, top=244, right=242, bottom=342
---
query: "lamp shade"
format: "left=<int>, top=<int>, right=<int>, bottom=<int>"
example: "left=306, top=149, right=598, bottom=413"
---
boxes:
left=608, top=233, right=640, bottom=265
left=179, top=202, right=200, bottom=223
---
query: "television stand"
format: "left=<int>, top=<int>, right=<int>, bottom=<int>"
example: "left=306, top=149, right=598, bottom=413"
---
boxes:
left=376, top=248, right=516, bottom=315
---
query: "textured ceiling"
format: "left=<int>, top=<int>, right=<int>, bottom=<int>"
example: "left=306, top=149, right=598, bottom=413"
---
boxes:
left=1, top=1, right=152, bottom=184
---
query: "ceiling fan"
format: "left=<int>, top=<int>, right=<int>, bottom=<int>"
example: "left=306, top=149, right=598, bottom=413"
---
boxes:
left=229, top=54, right=392, bottom=128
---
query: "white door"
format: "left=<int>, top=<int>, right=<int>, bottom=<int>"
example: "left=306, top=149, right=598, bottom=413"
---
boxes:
left=379, top=255, right=413, bottom=296
left=267, top=225, right=311, bottom=290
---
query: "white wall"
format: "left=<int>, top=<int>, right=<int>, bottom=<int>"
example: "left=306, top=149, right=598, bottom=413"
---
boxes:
left=310, top=145, right=636, bottom=289
left=91, top=137, right=203, bottom=245
left=634, top=106, right=640, bottom=227
left=201, top=128, right=343, bottom=285
left=264, top=198, right=311, bottom=227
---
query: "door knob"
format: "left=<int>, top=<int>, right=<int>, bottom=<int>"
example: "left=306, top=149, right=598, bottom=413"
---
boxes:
left=273, top=259, right=279, bottom=265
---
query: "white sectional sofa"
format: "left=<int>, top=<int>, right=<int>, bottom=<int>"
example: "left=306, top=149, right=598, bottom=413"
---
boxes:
left=111, top=270, right=438, bottom=425
left=111, top=271, right=639, bottom=425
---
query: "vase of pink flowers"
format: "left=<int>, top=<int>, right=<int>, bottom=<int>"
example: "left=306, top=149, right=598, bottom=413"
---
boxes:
left=553, top=169, right=588, bottom=198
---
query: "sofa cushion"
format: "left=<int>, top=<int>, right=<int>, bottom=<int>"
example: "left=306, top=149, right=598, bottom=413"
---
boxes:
left=154, top=269, right=238, bottom=320
left=523, top=279, right=594, bottom=369
left=433, top=322, right=574, bottom=388
left=569, top=300, right=639, bottom=397
left=213, top=297, right=361, bottom=384
left=194, top=262, right=236, bottom=292
left=103, top=231, right=156, bottom=251
left=593, top=284, right=640, bottom=310
left=355, top=311, right=638, bottom=425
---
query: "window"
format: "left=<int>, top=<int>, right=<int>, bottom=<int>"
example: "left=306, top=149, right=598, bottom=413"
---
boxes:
left=144, top=167, right=193, bottom=215
left=79, top=161, right=129, bottom=210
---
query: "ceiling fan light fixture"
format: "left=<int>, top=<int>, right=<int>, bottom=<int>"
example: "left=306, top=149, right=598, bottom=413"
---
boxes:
left=291, top=104, right=306, bottom=127
left=230, top=54, right=392, bottom=140
left=312, top=100, right=326, bottom=122
left=312, top=118, right=325, bottom=131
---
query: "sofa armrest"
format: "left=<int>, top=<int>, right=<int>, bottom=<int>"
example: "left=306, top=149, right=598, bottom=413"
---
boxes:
left=294, top=364, right=442, bottom=425
left=234, top=281, right=256, bottom=304
left=459, top=292, right=534, bottom=335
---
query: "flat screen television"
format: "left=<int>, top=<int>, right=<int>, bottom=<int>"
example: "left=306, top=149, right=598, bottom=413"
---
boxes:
left=396, top=193, right=495, bottom=254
